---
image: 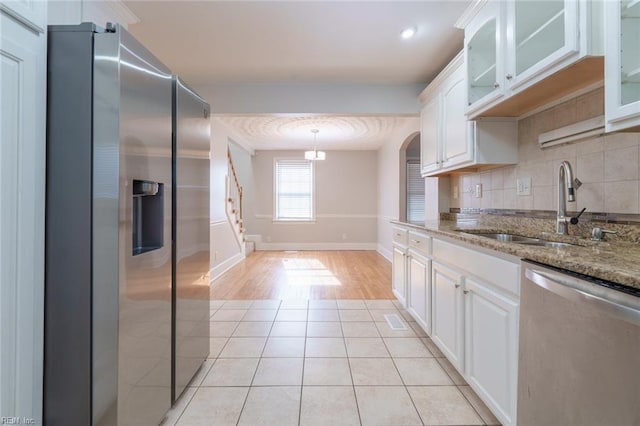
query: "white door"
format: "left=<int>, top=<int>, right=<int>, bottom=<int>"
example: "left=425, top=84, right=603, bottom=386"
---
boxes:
left=605, top=0, right=640, bottom=131
left=0, top=7, right=46, bottom=425
left=464, top=278, right=519, bottom=426
left=506, top=0, right=579, bottom=92
left=465, top=0, right=506, bottom=115
left=420, top=96, right=440, bottom=175
left=408, top=252, right=431, bottom=334
left=431, top=262, right=464, bottom=371
left=392, top=245, right=407, bottom=306
left=441, top=64, right=474, bottom=169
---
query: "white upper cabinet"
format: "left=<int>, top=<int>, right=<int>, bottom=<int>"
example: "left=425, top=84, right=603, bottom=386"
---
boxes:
left=441, top=67, right=475, bottom=169
left=459, top=0, right=604, bottom=118
left=419, top=51, right=517, bottom=176
left=465, top=0, right=506, bottom=114
left=506, top=0, right=579, bottom=92
left=420, top=96, right=440, bottom=174
left=605, top=0, right=640, bottom=131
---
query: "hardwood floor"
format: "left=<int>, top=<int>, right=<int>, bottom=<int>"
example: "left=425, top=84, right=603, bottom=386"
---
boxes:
left=210, top=251, right=393, bottom=300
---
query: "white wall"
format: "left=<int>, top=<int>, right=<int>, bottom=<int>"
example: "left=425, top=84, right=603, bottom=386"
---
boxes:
left=47, top=0, right=139, bottom=28
left=250, top=150, right=378, bottom=250
left=376, top=119, right=421, bottom=260
left=193, top=83, right=424, bottom=115
left=208, top=118, right=249, bottom=280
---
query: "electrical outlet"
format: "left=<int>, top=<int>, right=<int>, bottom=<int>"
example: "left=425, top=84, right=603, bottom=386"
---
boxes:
left=474, top=183, right=483, bottom=198
left=517, top=177, right=532, bottom=196
left=342, top=233, right=347, bottom=240
left=453, top=185, right=459, bottom=199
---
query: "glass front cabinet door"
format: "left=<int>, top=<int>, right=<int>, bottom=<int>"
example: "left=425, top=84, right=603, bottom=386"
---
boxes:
left=606, top=0, right=640, bottom=131
left=465, top=0, right=506, bottom=114
left=506, top=0, right=579, bottom=92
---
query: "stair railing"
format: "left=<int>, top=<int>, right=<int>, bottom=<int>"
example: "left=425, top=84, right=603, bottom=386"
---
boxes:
left=227, top=147, right=243, bottom=228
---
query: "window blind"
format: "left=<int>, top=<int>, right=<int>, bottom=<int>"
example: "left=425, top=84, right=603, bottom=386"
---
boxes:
left=275, top=159, right=314, bottom=220
left=407, top=161, right=425, bottom=224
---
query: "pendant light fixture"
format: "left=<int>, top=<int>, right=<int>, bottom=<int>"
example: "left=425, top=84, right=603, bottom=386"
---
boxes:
left=304, top=129, right=326, bottom=161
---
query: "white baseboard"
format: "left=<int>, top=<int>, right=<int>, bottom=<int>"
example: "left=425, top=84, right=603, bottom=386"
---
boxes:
left=256, top=242, right=377, bottom=251
left=209, top=252, right=245, bottom=283
left=376, top=243, right=392, bottom=262
left=244, top=234, right=262, bottom=243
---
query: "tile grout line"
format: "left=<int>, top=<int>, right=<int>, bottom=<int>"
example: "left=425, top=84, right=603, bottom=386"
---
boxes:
left=341, top=317, right=364, bottom=426
left=380, top=331, right=426, bottom=426
left=169, top=387, right=198, bottom=426
left=455, top=385, right=489, bottom=426
left=235, top=300, right=281, bottom=426
left=297, top=301, right=310, bottom=426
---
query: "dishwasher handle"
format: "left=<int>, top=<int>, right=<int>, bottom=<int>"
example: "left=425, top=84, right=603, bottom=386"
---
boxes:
left=525, top=267, right=640, bottom=326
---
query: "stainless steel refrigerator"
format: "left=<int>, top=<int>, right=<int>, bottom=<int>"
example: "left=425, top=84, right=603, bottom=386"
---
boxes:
left=45, top=23, right=209, bottom=426
left=172, top=77, right=211, bottom=402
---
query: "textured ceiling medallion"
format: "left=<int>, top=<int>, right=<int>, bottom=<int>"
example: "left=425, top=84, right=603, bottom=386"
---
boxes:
left=219, top=115, right=401, bottom=150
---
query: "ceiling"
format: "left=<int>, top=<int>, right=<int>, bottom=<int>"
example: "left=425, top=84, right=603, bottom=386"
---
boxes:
left=124, top=1, right=470, bottom=150
left=218, top=115, right=418, bottom=150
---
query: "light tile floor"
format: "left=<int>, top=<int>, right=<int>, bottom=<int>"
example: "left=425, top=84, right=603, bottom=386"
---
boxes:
left=163, top=299, right=501, bottom=426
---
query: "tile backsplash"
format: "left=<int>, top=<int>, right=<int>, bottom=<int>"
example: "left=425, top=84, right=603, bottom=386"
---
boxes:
left=450, top=88, right=640, bottom=214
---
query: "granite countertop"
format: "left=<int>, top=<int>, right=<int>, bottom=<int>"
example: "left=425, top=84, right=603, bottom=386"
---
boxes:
left=392, top=220, right=640, bottom=291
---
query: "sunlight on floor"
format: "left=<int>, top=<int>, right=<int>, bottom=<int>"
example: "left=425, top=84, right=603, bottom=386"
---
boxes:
left=282, top=258, right=342, bottom=286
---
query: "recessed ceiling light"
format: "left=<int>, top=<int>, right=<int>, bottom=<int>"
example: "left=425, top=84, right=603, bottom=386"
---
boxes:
left=401, top=27, right=417, bottom=40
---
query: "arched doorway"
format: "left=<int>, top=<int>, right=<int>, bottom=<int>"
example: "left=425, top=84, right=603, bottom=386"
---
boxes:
left=398, top=132, right=424, bottom=224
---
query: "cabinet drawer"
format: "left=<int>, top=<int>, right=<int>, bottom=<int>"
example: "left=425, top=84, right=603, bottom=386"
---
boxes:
left=432, top=238, right=519, bottom=296
left=408, top=231, right=431, bottom=255
left=392, top=227, right=408, bottom=246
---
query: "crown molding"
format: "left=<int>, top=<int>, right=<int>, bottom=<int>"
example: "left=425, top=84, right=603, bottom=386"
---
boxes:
left=454, top=0, right=488, bottom=29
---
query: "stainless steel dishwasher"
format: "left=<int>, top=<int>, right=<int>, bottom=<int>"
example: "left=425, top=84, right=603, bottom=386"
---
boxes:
left=518, top=260, right=640, bottom=426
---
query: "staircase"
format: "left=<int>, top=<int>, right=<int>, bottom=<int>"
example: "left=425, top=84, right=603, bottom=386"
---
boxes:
left=226, top=147, right=246, bottom=253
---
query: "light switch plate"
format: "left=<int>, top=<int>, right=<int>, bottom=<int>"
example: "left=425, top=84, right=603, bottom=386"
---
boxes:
left=517, top=177, right=532, bottom=196
left=474, top=183, right=482, bottom=198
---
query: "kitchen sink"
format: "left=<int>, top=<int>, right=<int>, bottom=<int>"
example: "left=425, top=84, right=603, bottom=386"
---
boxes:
left=464, top=232, right=577, bottom=248
left=470, top=233, right=540, bottom=243
left=515, top=241, right=575, bottom=248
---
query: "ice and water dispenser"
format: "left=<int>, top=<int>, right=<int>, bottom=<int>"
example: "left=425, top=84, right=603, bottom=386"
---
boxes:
left=132, top=179, right=164, bottom=255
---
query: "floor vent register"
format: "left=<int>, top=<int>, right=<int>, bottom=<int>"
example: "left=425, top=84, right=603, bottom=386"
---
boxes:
left=384, top=314, right=408, bottom=330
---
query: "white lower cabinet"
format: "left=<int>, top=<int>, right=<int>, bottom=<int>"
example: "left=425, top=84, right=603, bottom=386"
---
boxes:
left=407, top=250, right=431, bottom=333
left=464, top=277, right=519, bottom=426
left=392, top=244, right=407, bottom=306
left=390, top=226, right=519, bottom=426
left=431, top=261, right=465, bottom=371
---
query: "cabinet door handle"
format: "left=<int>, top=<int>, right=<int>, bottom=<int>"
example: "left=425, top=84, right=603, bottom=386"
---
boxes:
left=463, top=290, right=469, bottom=295
left=410, top=239, right=420, bottom=244
left=455, top=284, right=461, bottom=288
left=506, top=74, right=513, bottom=80
left=493, top=82, right=500, bottom=88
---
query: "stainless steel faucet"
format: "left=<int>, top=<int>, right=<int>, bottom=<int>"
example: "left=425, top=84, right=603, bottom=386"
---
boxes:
left=557, top=161, right=576, bottom=235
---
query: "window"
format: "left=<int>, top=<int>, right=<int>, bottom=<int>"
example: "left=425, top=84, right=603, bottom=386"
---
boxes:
left=274, top=159, right=314, bottom=221
left=406, top=160, right=425, bottom=224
